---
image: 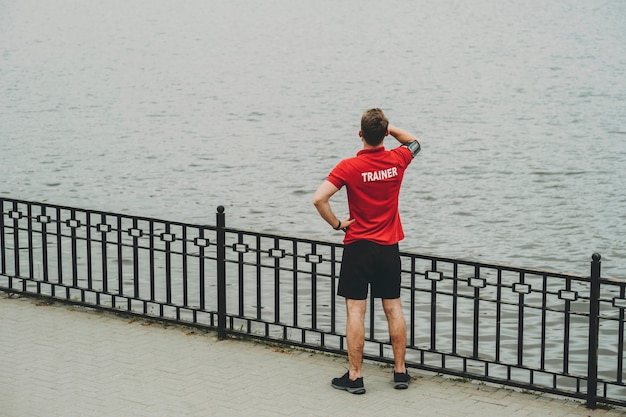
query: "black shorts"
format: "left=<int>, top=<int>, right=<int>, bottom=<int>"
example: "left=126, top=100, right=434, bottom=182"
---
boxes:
left=338, top=241, right=401, bottom=300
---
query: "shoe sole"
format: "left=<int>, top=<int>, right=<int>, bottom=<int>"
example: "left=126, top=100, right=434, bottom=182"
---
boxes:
left=394, top=382, right=409, bottom=390
left=331, top=383, right=366, bottom=395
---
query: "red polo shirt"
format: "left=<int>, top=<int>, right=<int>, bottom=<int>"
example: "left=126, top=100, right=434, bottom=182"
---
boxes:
left=327, top=146, right=413, bottom=245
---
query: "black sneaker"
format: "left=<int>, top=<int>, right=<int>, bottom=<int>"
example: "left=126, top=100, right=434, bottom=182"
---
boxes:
left=331, top=372, right=366, bottom=394
left=393, top=370, right=411, bottom=389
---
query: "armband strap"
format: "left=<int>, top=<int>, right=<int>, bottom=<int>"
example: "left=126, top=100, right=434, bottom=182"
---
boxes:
left=402, top=140, right=421, bottom=158
left=333, top=220, right=342, bottom=230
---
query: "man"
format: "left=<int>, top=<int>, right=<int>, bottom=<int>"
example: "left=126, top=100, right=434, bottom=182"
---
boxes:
left=312, top=108, right=421, bottom=395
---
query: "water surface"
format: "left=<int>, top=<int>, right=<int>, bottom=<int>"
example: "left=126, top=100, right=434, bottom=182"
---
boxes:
left=1, top=0, right=625, bottom=277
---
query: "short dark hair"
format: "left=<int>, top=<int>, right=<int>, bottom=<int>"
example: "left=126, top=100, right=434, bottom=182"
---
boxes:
left=360, top=108, right=389, bottom=146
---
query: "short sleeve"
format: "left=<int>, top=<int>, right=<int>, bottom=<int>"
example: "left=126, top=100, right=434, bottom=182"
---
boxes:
left=326, top=161, right=347, bottom=189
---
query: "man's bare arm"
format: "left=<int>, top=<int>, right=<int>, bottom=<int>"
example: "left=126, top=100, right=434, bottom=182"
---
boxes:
left=312, top=180, right=355, bottom=231
left=388, top=125, right=421, bottom=145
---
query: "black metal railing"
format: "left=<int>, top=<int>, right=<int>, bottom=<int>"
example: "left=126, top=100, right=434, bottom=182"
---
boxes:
left=1, top=198, right=624, bottom=409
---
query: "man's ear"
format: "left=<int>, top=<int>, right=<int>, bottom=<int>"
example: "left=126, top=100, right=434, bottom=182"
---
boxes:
left=358, top=130, right=363, bottom=138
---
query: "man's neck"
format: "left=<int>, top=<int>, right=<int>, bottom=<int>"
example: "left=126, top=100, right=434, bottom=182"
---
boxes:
left=363, top=143, right=384, bottom=150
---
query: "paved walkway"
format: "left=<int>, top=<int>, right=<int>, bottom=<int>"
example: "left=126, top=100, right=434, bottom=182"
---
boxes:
left=1, top=292, right=625, bottom=417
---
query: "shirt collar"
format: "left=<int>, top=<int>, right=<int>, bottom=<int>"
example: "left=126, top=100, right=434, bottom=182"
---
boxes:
left=357, top=146, right=385, bottom=156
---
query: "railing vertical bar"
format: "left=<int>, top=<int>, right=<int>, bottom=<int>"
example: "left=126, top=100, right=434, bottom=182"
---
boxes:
left=369, top=291, right=375, bottom=341
left=311, top=243, right=318, bottom=330
left=198, top=227, right=206, bottom=311
left=586, top=253, right=601, bottom=409
left=330, top=245, right=336, bottom=334
left=116, top=215, right=123, bottom=296
left=86, top=212, right=93, bottom=291
left=256, top=235, right=262, bottom=320
left=554, top=374, right=558, bottom=391
left=472, top=265, right=480, bottom=359
left=132, top=218, right=140, bottom=299
left=100, top=213, right=108, bottom=294
left=30, top=204, right=41, bottom=292
left=563, top=278, right=572, bottom=375
left=0, top=198, right=5, bottom=276
left=41, top=206, right=49, bottom=283
left=540, top=274, right=547, bottom=370
left=149, top=220, right=155, bottom=301
left=70, top=209, right=78, bottom=288
left=409, top=255, right=416, bottom=347
left=182, top=226, right=188, bottom=308
left=56, top=206, right=63, bottom=286
left=27, top=203, right=34, bottom=283
left=216, top=206, right=227, bottom=339
left=517, top=272, right=525, bottom=367
left=617, top=285, right=625, bottom=384
left=165, top=222, right=172, bottom=304
left=238, top=232, right=244, bottom=317
left=452, top=262, right=458, bottom=354
left=273, top=237, right=280, bottom=324
left=12, top=201, right=20, bottom=279
left=293, top=240, right=299, bottom=328
left=430, top=259, right=437, bottom=351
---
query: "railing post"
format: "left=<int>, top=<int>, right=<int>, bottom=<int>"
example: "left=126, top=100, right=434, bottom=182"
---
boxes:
left=586, top=252, right=601, bottom=409
left=216, top=206, right=227, bottom=340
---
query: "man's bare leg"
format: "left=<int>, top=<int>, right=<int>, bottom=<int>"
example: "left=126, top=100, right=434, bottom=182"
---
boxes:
left=346, top=298, right=367, bottom=380
left=382, top=298, right=407, bottom=373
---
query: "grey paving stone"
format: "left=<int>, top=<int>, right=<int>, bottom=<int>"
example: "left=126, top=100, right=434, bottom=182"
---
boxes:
left=1, top=292, right=624, bottom=417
